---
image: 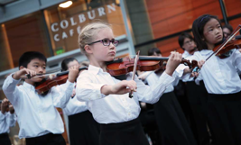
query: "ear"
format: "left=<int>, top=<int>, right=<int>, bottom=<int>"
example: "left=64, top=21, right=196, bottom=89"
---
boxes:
left=84, top=45, right=93, bottom=54
left=19, top=66, right=25, bottom=70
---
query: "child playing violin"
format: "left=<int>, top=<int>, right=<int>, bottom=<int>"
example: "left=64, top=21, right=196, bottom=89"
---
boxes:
left=0, top=98, right=16, bottom=145
left=139, top=48, right=197, bottom=145
left=61, top=57, right=100, bottom=145
left=75, top=22, right=183, bottom=145
left=2, top=51, right=79, bottom=145
left=176, top=33, right=210, bottom=145
left=191, top=14, right=241, bottom=145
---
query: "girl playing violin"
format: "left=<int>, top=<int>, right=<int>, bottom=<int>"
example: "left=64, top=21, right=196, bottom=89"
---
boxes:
left=176, top=33, right=210, bottom=145
left=75, top=22, right=183, bottom=145
left=139, top=48, right=197, bottom=145
left=2, top=51, right=79, bottom=145
left=61, top=57, right=100, bottom=145
left=191, top=14, right=241, bottom=145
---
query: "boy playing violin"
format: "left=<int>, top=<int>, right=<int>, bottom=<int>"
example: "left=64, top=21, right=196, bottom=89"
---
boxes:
left=2, top=51, right=79, bottom=145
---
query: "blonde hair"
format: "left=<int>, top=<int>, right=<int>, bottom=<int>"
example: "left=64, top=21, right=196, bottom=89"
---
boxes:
left=78, top=22, right=111, bottom=55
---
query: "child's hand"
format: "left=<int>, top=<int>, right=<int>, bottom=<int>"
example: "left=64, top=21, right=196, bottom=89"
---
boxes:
left=101, top=80, right=137, bottom=95
left=68, top=65, right=79, bottom=83
left=184, top=67, right=192, bottom=74
left=198, top=60, right=205, bottom=68
left=13, top=68, right=37, bottom=80
left=9, top=103, right=15, bottom=114
left=1, top=98, right=9, bottom=114
left=165, top=51, right=183, bottom=76
left=71, top=89, right=76, bottom=97
left=191, top=72, right=199, bottom=77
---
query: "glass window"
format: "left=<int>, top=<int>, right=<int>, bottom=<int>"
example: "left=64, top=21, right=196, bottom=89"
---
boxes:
left=44, top=0, right=126, bottom=55
left=3, top=11, right=52, bottom=68
left=0, top=11, right=51, bottom=71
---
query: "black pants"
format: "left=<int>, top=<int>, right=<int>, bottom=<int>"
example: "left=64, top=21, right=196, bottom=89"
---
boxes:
left=186, top=81, right=210, bottom=145
left=68, top=110, right=100, bottom=145
left=154, top=91, right=197, bottom=145
left=99, top=118, right=149, bottom=145
left=0, top=133, right=11, bottom=145
left=26, top=133, right=66, bottom=145
left=208, top=91, right=241, bottom=145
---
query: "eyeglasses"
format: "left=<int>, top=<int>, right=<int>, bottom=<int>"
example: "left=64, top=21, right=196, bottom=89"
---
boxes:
left=88, top=38, right=119, bottom=46
left=184, top=40, right=194, bottom=45
left=223, top=32, right=231, bottom=36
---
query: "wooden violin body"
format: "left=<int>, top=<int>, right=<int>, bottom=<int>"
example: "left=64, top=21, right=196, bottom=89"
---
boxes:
left=213, top=39, right=241, bottom=58
left=35, top=67, right=87, bottom=95
left=106, top=56, right=198, bottom=76
left=35, top=74, right=68, bottom=95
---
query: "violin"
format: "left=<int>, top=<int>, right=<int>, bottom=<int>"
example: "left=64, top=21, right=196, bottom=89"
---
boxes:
left=106, top=55, right=198, bottom=77
left=24, top=67, right=87, bottom=95
left=207, top=24, right=241, bottom=60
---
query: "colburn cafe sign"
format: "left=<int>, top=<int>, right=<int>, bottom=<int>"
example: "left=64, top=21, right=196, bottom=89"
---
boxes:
left=50, top=3, right=118, bottom=42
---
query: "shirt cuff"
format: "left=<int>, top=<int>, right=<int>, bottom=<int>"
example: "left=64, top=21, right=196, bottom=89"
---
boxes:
left=175, top=64, right=188, bottom=78
left=159, top=71, right=175, bottom=86
left=9, top=113, right=15, bottom=118
left=9, top=73, right=21, bottom=85
left=0, top=112, right=6, bottom=120
left=97, top=84, right=107, bottom=98
left=65, top=80, right=75, bottom=87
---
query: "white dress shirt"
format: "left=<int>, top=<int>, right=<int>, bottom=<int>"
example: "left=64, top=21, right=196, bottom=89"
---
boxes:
left=0, top=112, right=16, bottom=134
left=190, top=49, right=241, bottom=94
left=63, top=95, right=88, bottom=116
left=2, top=74, right=74, bottom=139
left=139, top=71, right=179, bottom=93
left=182, top=50, right=193, bottom=58
left=175, top=50, right=196, bottom=82
left=76, top=65, right=175, bottom=124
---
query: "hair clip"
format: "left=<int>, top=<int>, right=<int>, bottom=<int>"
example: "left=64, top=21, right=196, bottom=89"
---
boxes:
left=198, top=15, right=209, bottom=28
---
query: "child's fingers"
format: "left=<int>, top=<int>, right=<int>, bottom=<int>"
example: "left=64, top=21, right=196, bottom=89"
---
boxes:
left=29, top=70, right=37, bottom=77
left=125, top=81, right=136, bottom=92
left=129, top=81, right=137, bottom=92
left=24, top=69, right=30, bottom=75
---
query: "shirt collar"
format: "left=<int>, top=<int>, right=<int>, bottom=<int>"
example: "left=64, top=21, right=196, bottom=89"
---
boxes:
left=23, top=82, right=35, bottom=90
left=199, top=49, right=213, bottom=56
left=182, top=50, right=192, bottom=57
left=88, top=65, right=104, bottom=75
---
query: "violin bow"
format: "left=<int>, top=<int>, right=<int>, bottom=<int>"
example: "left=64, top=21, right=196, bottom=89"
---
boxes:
left=22, top=66, right=88, bottom=79
left=190, top=25, right=241, bottom=75
left=206, top=24, right=241, bottom=62
left=129, top=50, right=140, bottom=98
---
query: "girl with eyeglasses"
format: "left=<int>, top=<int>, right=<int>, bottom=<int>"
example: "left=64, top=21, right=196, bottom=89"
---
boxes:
left=75, top=22, right=183, bottom=145
left=176, top=32, right=210, bottom=145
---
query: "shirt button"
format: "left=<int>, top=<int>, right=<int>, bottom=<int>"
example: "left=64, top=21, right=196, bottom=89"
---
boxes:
left=128, top=112, right=131, bottom=116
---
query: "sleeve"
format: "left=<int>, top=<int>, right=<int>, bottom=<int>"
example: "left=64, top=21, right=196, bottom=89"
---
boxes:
left=194, top=73, right=203, bottom=85
left=2, top=74, right=21, bottom=106
left=0, top=112, right=6, bottom=121
left=76, top=72, right=106, bottom=102
left=172, top=71, right=181, bottom=86
left=50, top=80, right=75, bottom=108
left=175, top=64, right=188, bottom=78
left=63, top=96, right=87, bottom=116
left=133, top=72, right=175, bottom=104
left=233, top=49, right=241, bottom=72
left=8, top=113, right=16, bottom=127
